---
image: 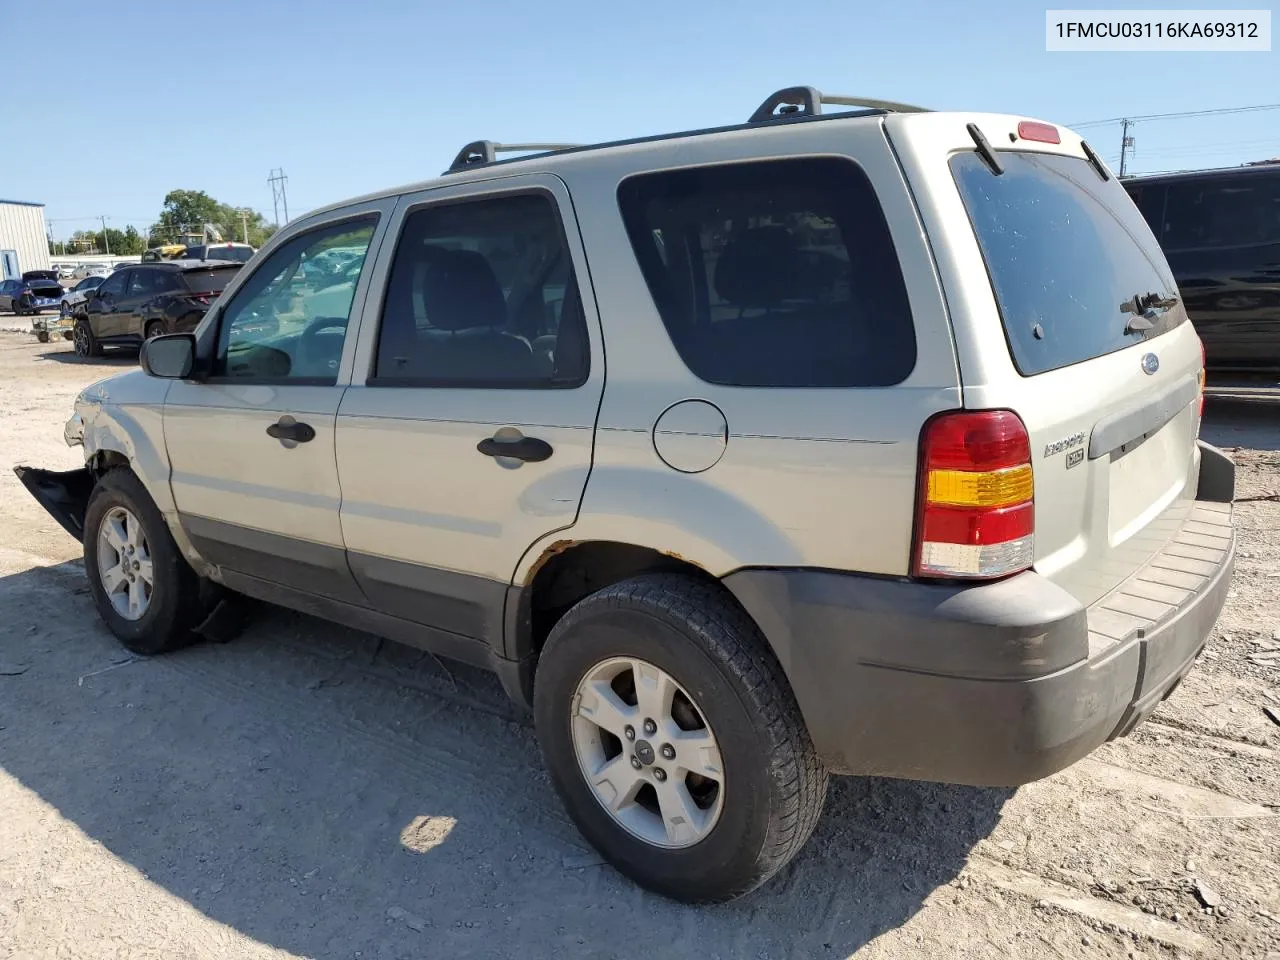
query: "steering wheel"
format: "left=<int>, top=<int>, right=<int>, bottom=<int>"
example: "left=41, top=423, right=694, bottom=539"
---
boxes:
left=297, top=316, right=349, bottom=374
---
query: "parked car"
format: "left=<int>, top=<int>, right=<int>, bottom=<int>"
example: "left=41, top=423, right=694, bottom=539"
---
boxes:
left=71, top=263, right=112, bottom=280
left=0, top=275, right=65, bottom=317
left=1123, top=163, right=1280, bottom=376
left=13, top=88, right=1235, bottom=904
left=60, top=274, right=107, bottom=319
left=55, top=263, right=77, bottom=279
left=70, top=260, right=242, bottom=357
left=178, top=242, right=256, bottom=263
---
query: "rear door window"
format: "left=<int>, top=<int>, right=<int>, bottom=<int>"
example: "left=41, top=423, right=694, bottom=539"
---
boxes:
left=1161, top=172, right=1280, bottom=251
left=951, top=151, right=1183, bottom=377
left=617, top=157, right=916, bottom=388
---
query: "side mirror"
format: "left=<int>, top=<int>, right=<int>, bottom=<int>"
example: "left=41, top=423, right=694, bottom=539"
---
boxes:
left=140, top=333, right=197, bottom=380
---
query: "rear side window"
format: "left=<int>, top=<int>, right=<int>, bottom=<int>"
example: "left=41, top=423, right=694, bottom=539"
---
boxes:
left=617, top=158, right=916, bottom=388
left=1161, top=172, right=1280, bottom=251
left=951, top=151, right=1183, bottom=377
left=372, top=192, right=589, bottom=387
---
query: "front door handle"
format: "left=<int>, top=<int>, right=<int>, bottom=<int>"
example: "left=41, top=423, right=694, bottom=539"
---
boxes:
left=266, top=416, right=315, bottom=445
left=477, top=432, right=553, bottom=463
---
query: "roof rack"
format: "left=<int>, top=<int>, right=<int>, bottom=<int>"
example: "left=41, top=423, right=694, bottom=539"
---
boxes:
left=446, top=140, right=582, bottom=174
left=748, top=86, right=930, bottom=123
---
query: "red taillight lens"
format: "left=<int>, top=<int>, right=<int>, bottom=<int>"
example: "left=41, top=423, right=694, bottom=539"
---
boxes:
left=913, top=410, right=1035, bottom=580
left=1016, top=121, right=1061, bottom=144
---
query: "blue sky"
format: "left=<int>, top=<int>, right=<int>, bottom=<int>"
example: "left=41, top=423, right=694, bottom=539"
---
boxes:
left=4, top=0, right=1276, bottom=241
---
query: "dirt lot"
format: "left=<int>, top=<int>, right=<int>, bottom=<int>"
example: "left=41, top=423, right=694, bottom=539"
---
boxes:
left=0, top=332, right=1277, bottom=960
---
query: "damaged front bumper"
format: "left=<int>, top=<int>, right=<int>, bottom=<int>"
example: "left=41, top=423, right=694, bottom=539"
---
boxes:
left=13, top=466, right=94, bottom=542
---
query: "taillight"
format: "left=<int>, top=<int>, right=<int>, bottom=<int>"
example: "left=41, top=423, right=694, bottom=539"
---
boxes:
left=1198, top=339, right=1206, bottom=419
left=912, top=410, right=1035, bottom=580
left=1016, top=121, right=1061, bottom=144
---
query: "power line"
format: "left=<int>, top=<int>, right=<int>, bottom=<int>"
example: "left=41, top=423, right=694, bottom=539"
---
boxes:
left=1069, top=102, right=1280, bottom=128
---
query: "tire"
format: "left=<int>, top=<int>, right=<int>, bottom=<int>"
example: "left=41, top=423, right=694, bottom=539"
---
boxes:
left=73, top=318, right=102, bottom=358
left=82, top=469, right=209, bottom=655
left=533, top=574, right=828, bottom=903
left=36, top=330, right=50, bottom=343
left=144, top=319, right=166, bottom=340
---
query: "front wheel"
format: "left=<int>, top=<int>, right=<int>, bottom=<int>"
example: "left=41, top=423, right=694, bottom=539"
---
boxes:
left=144, top=319, right=166, bottom=340
left=73, top=318, right=102, bottom=358
left=534, top=574, right=828, bottom=903
left=36, top=330, right=50, bottom=343
left=83, top=469, right=211, bottom=655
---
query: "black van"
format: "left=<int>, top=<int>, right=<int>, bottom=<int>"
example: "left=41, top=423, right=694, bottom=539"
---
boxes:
left=1124, top=163, right=1280, bottom=377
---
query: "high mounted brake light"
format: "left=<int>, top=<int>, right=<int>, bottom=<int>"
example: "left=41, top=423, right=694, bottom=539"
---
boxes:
left=1016, top=121, right=1061, bottom=144
left=912, top=410, right=1035, bottom=580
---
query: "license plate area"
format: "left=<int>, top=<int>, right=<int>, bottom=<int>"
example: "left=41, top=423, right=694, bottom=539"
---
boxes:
left=1107, top=414, right=1191, bottom=544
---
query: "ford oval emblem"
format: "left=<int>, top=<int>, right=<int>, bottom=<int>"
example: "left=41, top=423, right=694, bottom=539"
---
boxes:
left=1141, top=352, right=1160, bottom=375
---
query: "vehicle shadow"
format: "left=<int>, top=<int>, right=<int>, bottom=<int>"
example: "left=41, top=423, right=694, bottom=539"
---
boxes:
left=35, top=348, right=138, bottom=366
left=0, top=560, right=1010, bottom=959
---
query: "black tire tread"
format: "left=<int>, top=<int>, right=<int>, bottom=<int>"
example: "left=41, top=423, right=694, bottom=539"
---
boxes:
left=544, top=573, right=828, bottom=900
left=84, top=467, right=209, bottom=655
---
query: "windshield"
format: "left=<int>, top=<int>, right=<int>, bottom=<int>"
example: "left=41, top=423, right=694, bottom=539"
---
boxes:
left=181, top=267, right=241, bottom=293
left=951, top=151, right=1183, bottom=376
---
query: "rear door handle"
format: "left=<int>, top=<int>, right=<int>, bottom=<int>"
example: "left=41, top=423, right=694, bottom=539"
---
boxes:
left=477, top=433, right=553, bottom=463
left=266, top=416, right=315, bottom=445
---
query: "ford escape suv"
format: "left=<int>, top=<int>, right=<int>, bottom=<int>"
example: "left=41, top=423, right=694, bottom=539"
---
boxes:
left=15, top=86, right=1235, bottom=904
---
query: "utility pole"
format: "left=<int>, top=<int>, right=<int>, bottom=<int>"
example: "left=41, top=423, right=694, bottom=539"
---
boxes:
left=1118, top=118, right=1135, bottom=178
left=268, top=168, right=290, bottom=226
left=239, top=209, right=250, bottom=244
left=100, top=216, right=111, bottom=255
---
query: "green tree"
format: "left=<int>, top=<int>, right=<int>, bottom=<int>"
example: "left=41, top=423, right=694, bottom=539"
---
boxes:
left=149, top=189, right=276, bottom=249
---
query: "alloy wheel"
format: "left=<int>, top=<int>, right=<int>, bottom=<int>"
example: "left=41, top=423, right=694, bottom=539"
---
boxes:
left=570, top=656, right=725, bottom=849
left=96, top=506, right=154, bottom=621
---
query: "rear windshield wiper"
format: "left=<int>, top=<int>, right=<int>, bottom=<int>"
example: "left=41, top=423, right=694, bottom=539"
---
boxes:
left=1120, top=292, right=1179, bottom=333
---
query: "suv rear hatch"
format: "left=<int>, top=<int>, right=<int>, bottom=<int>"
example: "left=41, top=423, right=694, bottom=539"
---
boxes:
left=888, top=114, right=1205, bottom=607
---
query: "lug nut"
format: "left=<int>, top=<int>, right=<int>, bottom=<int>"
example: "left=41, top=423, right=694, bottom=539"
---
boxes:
left=643, top=719, right=657, bottom=736
left=630, top=756, right=642, bottom=770
left=660, top=744, right=675, bottom=761
left=624, top=725, right=635, bottom=741
left=653, top=768, right=667, bottom=782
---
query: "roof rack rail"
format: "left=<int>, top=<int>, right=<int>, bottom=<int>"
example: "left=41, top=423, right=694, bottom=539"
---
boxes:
left=446, top=140, right=583, bottom=174
left=748, top=86, right=930, bottom=123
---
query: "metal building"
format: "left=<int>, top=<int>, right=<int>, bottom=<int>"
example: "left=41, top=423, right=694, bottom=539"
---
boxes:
left=0, top=199, right=52, bottom=279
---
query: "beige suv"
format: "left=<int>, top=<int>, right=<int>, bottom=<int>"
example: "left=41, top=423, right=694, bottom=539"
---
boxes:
left=15, top=86, right=1236, bottom=903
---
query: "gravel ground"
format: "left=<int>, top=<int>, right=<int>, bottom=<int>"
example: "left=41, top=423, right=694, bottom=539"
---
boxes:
left=0, top=332, right=1277, bottom=960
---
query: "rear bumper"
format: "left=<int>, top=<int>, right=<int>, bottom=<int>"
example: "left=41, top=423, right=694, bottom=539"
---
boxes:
left=724, top=442, right=1236, bottom=786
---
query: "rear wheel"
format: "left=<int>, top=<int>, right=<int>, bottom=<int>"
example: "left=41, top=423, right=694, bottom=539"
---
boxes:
left=83, top=469, right=211, bottom=655
left=73, top=318, right=102, bottom=358
left=144, top=319, right=166, bottom=340
left=534, top=574, right=828, bottom=903
left=36, top=330, right=50, bottom=343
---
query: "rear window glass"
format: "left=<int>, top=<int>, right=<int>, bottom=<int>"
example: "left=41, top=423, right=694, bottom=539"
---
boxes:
left=204, top=245, right=254, bottom=262
left=181, top=267, right=240, bottom=293
left=617, top=157, right=916, bottom=388
left=951, top=151, right=1183, bottom=377
left=1160, top=172, right=1280, bottom=251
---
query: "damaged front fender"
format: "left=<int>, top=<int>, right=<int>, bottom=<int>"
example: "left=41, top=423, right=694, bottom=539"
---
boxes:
left=13, top=465, right=94, bottom=542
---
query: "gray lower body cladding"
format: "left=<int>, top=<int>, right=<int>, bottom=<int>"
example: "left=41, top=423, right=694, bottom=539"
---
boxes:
left=723, top=442, right=1236, bottom=787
